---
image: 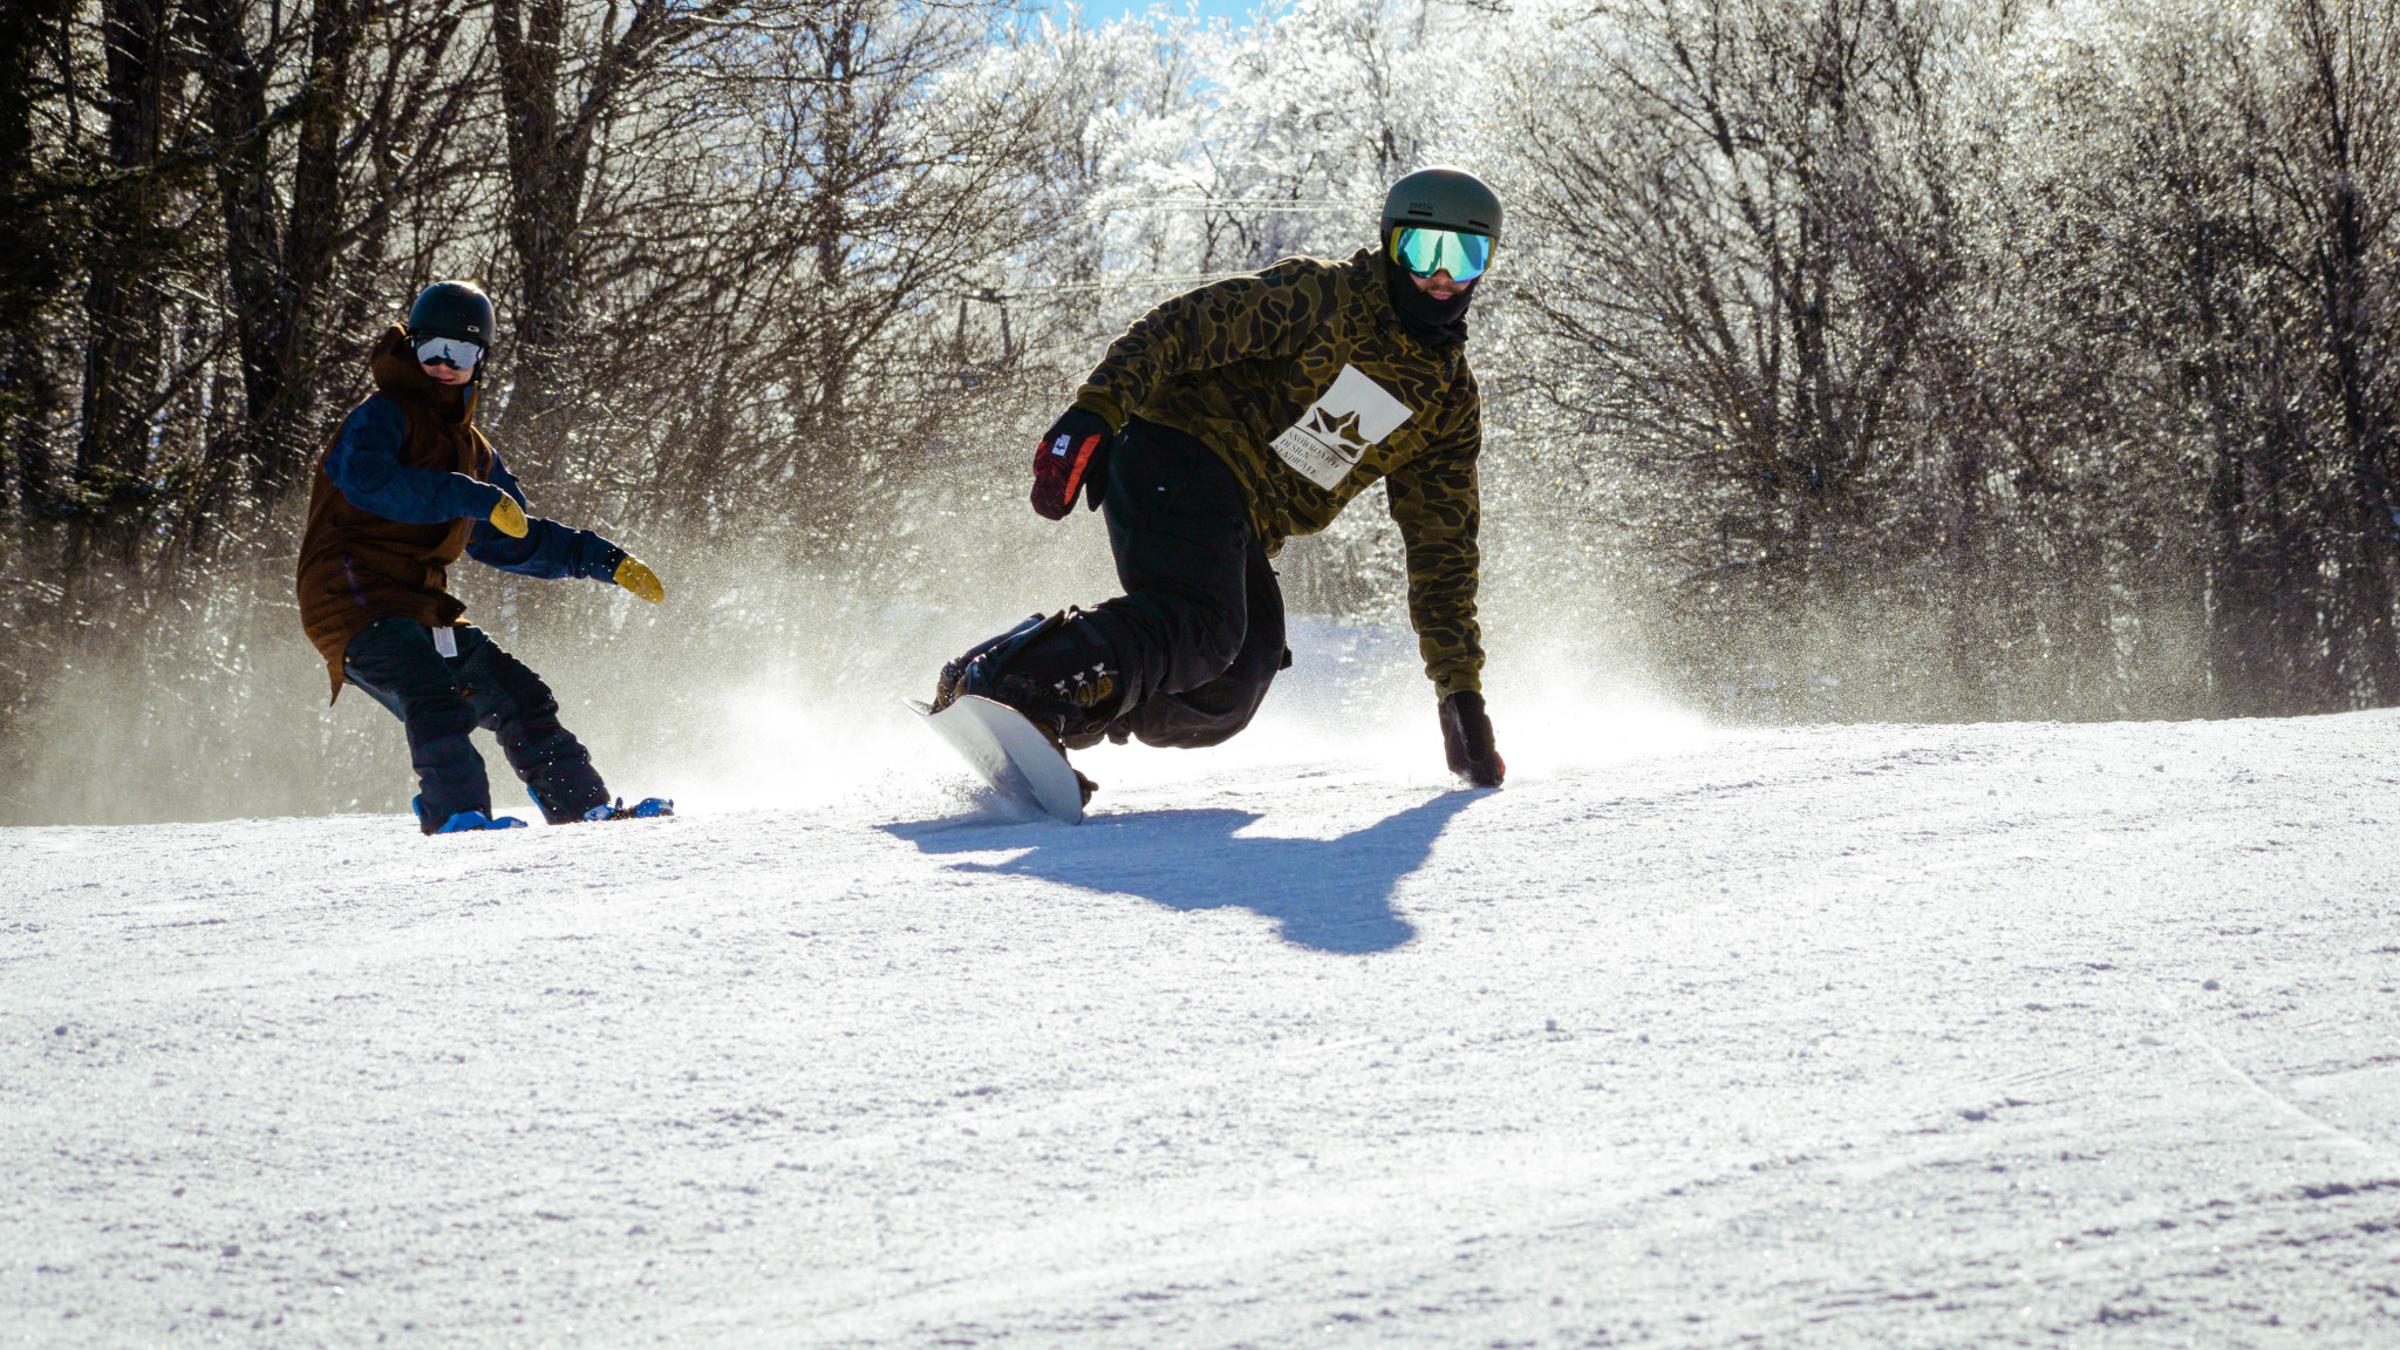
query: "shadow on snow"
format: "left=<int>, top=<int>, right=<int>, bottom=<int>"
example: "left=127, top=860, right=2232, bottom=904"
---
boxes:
left=883, top=790, right=1487, bottom=955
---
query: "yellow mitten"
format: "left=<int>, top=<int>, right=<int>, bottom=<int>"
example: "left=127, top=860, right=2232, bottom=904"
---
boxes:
left=489, top=495, right=529, bottom=538
left=614, top=555, right=665, bottom=604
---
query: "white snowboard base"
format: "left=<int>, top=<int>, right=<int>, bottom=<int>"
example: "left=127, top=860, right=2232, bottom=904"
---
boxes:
left=908, top=694, right=1087, bottom=824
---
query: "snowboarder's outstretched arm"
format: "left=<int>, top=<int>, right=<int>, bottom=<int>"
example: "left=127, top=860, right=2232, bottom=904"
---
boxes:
left=326, top=395, right=518, bottom=532
left=1386, top=400, right=1485, bottom=701
left=466, top=450, right=665, bottom=603
left=1388, top=399, right=1503, bottom=787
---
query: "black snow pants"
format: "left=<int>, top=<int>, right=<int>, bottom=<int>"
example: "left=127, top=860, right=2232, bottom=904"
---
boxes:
left=342, top=616, right=610, bottom=830
left=1077, top=417, right=1291, bottom=749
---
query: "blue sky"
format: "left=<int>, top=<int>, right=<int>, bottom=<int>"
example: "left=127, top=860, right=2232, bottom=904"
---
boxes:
left=1053, top=0, right=1272, bottom=29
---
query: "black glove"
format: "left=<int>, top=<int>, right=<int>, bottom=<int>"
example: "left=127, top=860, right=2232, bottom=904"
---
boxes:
left=1030, top=408, right=1112, bottom=520
left=1439, top=691, right=1505, bottom=787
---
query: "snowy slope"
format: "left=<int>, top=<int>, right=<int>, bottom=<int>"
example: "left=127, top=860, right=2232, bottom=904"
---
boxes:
left=6, top=684, right=2400, bottom=1346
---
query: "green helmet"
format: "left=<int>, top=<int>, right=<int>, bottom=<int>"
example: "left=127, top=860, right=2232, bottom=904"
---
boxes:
left=407, top=281, right=494, bottom=345
left=1380, top=166, right=1502, bottom=245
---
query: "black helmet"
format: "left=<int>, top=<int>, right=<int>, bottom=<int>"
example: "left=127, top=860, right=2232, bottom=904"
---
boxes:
left=407, top=281, right=494, bottom=345
left=1380, top=166, right=1501, bottom=245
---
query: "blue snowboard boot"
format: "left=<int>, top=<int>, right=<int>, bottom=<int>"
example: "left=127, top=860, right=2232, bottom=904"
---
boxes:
left=414, top=795, right=528, bottom=834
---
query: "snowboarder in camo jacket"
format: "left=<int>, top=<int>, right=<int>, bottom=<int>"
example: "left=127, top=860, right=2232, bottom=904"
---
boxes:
left=933, top=166, right=1507, bottom=796
left=296, top=281, right=674, bottom=834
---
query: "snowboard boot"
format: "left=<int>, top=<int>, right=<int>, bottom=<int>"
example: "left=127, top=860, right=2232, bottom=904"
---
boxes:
left=932, top=612, right=1052, bottom=714
left=414, top=794, right=528, bottom=834
left=935, top=611, right=1121, bottom=804
left=935, top=611, right=1128, bottom=733
left=510, top=728, right=611, bottom=825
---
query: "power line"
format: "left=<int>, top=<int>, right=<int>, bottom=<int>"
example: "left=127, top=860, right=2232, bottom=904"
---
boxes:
left=949, top=272, right=1251, bottom=301
left=1096, top=197, right=1369, bottom=215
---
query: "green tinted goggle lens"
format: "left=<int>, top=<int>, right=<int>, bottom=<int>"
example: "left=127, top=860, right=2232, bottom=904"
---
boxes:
left=1391, top=227, right=1491, bottom=282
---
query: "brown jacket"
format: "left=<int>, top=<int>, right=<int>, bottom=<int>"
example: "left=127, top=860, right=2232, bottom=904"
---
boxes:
left=296, top=325, right=497, bottom=700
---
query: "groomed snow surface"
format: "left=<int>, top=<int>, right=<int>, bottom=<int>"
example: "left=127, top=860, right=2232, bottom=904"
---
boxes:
left=7, top=634, right=2400, bottom=1346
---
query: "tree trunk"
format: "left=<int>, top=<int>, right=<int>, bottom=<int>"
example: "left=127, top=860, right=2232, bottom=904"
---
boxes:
left=489, top=0, right=736, bottom=459
left=72, top=0, right=178, bottom=569
left=492, top=0, right=590, bottom=461
left=258, top=0, right=361, bottom=501
left=0, top=0, right=76, bottom=524
left=2299, top=2, right=2400, bottom=704
left=191, top=0, right=364, bottom=526
left=2204, top=454, right=2285, bottom=715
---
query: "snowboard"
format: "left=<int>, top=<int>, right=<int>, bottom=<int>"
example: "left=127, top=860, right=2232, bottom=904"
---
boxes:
left=908, top=694, right=1088, bottom=825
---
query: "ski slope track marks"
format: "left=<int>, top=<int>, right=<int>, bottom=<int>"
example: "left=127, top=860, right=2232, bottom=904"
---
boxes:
left=6, top=707, right=2400, bottom=1346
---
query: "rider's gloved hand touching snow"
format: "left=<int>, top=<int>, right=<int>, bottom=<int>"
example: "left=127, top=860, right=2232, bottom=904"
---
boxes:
left=1440, top=691, right=1505, bottom=787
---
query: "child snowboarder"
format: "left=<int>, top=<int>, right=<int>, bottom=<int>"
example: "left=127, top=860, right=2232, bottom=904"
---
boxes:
left=297, top=280, right=673, bottom=834
left=933, top=166, right=1507, bottom=797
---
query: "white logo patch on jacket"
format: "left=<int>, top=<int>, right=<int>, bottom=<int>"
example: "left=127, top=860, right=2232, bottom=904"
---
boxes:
left=1270, top=365, right=1415, bottom=489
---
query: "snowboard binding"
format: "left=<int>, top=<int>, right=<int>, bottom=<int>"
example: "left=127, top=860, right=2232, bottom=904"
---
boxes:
left=934, top=612, right=1111, bottom=808
left=526, top=786, right=674, bottom=823
left=579, top=796, right=675, bottom=822
left=937, top=611, right=1120, bottom=768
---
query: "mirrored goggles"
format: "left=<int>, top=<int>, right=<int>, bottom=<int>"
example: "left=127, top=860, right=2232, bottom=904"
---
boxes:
left=413, top=335, right=484, bottom=371
left=1390, top=227, right=1492, bottom=283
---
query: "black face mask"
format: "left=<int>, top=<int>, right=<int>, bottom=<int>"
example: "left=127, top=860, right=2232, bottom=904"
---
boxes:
left=1382, top=252, right=1474, bottom=346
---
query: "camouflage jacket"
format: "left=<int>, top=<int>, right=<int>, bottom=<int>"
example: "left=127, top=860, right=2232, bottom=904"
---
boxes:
left=1071, top=248, right=1485, bottom=698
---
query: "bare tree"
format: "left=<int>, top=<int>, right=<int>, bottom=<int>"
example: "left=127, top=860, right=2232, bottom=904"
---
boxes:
left=488, top=0, right=754, bottom=458
left=1504, top=0, right=1965, bottom=713
left=2062, top=0, right=2400, bottom=713
left=0, top=0, right=80, bottom=528
left=72, top=0, right=191, bottom=569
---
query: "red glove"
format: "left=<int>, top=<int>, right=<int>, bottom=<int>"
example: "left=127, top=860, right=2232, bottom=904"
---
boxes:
left=1030, top=408, right=1112, bottom=520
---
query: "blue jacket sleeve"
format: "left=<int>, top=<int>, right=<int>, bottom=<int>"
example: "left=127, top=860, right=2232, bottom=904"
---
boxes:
left=465, top=449, right=626, bottom=582
left=325, top=395, right=504, bottom=525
